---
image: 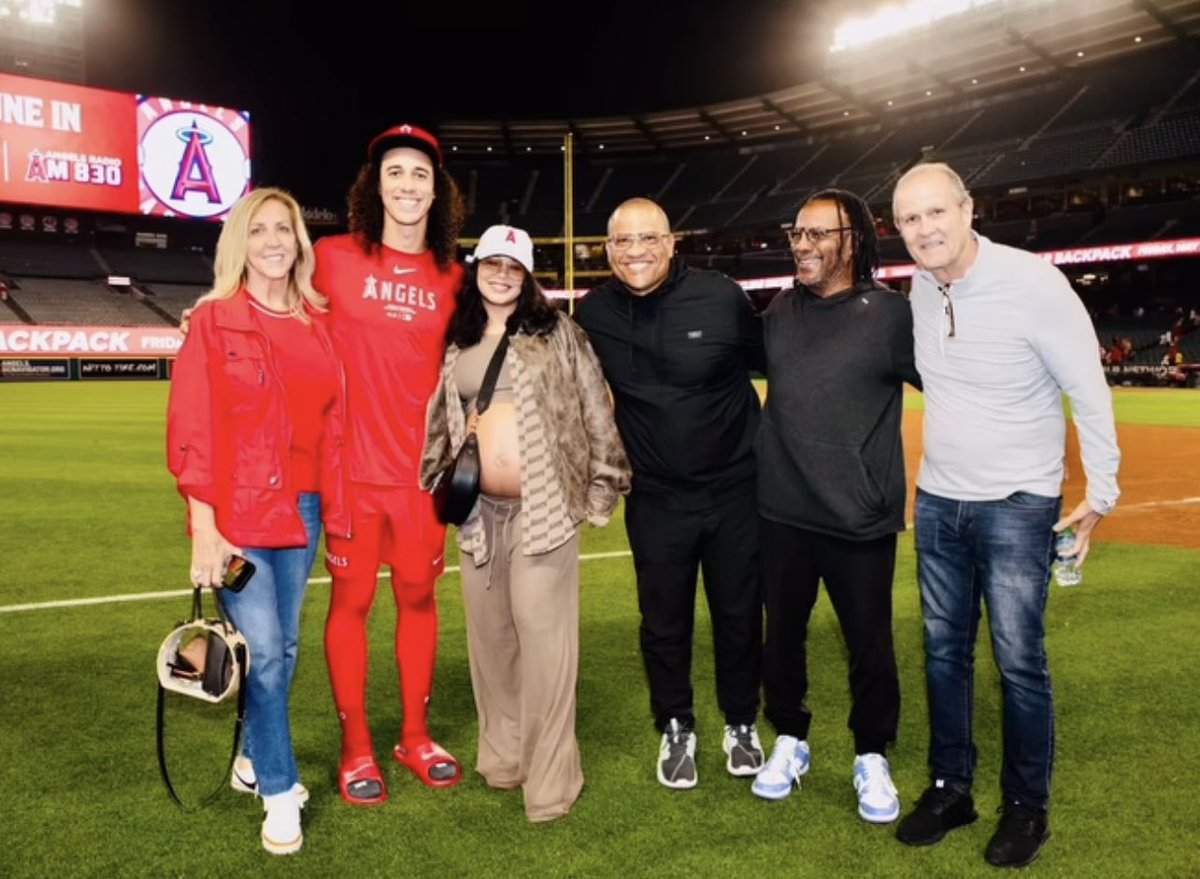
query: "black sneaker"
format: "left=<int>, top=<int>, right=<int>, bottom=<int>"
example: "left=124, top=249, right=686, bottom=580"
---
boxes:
left=895, top=781, right=978, bottom=846
left=657, top=718, right=697, bottom=789
left=984, top=799, right=1050, bottom=868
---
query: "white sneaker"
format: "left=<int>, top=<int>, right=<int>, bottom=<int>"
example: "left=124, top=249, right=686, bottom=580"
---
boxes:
left=751, top=735, right=810, bottom=800
left=261, top=792, right=303, bottom=855
left=853, top=753, right=900, bottom=823
left=231, top=755, right=257, bottom=794
left=232, top=756, right=309, bottom=805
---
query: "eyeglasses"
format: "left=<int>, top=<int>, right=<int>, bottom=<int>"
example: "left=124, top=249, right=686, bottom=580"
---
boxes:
left=940, top=284, right=956, bottom=338
left=786, top=226, right=853, bottom=245
left=478, top=256, right=526, bottom=277
left=608, top=232, right=667, bottom=251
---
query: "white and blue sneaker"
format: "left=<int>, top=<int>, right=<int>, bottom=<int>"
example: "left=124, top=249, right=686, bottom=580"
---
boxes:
left=853, top=753, right=900, bottom=823
left=751, top=735, right=810, bottom=800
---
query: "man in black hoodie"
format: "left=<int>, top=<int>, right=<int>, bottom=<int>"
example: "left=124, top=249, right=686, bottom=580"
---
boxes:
left=750, top=189, right=921, bottom=824
left=573, top=197, right=765, bottom=791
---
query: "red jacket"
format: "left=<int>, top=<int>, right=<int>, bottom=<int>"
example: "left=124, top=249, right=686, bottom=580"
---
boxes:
left=166, top=292, right=350, bottom=547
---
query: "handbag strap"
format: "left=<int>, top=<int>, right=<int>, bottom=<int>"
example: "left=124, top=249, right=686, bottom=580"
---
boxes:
left=473, top=333, right=510, bottom=420
left=190, top=582, right=235, bottom=636
left=156, top=587, right=247, bottom=810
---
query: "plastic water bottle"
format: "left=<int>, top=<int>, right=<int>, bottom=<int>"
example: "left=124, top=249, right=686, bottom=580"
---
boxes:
left=1053, top=529, right=1082, bottom=587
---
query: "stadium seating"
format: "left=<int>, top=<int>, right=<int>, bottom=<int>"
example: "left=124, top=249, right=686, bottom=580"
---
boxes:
left=142, top=283, right=208, bottom=322
left=9, top=276, right=171, bottom=326
left=0, top=240, right=103, bottom=279
left=97, top=248, right=213, bottom=285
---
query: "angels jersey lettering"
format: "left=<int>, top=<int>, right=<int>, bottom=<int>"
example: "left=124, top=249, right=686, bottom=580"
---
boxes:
left=313, top=234, right=463, bottom=486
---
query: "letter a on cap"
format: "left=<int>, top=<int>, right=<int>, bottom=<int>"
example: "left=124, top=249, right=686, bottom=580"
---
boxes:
left=505, top=229, right=517, bottom=244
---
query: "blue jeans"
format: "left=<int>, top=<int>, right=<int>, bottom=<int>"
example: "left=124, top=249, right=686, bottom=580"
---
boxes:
left=914, top=488, right=1060, bottom=810
left=219, top=492, right=321, bottom=797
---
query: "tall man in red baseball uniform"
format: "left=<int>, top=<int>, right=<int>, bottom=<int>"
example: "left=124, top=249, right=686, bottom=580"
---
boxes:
left=314, top=124, right=466, bottom=805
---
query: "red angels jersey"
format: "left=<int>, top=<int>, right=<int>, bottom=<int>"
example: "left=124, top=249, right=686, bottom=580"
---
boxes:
left=313, top=234, right=463, bottom=486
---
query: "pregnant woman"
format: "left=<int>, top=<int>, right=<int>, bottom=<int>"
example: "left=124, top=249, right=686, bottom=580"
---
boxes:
left=421, top=224, right=630, bottom=822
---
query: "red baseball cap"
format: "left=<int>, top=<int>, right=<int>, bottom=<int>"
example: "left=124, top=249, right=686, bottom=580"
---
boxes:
left=366, top=123, right=444, bottom=167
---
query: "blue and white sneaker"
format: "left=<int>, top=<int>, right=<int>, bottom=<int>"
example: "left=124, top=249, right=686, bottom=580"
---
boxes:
left=751, top=735, right=810, bottom=800
left=853, top=753, right=900, bottom=823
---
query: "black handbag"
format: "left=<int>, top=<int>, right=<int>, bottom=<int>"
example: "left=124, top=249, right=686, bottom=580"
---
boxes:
left=433, top=333, right=510, bottom=525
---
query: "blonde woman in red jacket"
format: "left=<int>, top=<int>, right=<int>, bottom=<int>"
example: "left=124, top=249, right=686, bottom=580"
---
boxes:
left=166, top=187, right=347, bottom=856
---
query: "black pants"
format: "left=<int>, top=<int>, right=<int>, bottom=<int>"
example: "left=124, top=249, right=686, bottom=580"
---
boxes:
left=760, top=517, right=899, bottom=755
left=625, top=488, right=762, bottom=732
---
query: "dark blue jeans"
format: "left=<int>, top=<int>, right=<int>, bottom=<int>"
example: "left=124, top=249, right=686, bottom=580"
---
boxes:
left=914, top=488, right=1060, bottom=810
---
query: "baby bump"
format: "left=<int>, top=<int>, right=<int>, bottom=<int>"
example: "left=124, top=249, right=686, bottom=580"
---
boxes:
left=475, top=401, right=521, bottom=497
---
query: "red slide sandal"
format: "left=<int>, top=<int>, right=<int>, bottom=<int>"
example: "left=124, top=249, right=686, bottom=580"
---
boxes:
left=392, top=740, right=462, bottom=789
left=338, top=755, right=388, bottom=807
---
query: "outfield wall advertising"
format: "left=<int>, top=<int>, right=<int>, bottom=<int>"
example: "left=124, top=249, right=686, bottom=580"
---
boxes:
left=0, top=358, right=70, bottom=380
left=0, top=324, right=179, bottom=381
left=0, top=324, right=183, bottom=357
left=78, top=358, right=163, bottom=379
left=0, top=72, right=251, bottom=221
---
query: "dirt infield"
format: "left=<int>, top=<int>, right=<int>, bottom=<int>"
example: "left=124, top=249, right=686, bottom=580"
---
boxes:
left=900, top=415, right=1200, bottom=550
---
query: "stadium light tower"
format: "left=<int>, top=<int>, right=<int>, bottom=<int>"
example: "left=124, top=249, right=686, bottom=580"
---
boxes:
left=0, top=0, right=86, bottom=83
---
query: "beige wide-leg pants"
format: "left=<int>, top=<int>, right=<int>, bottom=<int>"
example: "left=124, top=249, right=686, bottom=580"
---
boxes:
left=460, top=495, right=582, bottom=823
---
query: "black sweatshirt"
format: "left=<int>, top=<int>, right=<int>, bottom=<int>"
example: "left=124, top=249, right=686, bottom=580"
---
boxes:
left=757, top=279, right=921, bottom=540
left=574, top=259, right=765, bottom=507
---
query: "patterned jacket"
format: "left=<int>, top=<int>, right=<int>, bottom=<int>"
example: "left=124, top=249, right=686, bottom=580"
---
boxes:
left=420, top=311, right=631, bottom=564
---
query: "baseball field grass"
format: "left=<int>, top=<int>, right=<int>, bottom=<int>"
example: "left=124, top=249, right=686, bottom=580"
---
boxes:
left=0, top=381, right=1197, bottom=879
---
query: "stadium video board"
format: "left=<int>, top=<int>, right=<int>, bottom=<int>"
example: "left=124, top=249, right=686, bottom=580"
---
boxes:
left=0, top=72, right=250, bottom=221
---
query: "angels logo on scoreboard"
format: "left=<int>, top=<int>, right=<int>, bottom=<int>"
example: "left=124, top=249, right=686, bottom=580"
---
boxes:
left=137, top=97, right=251, bottom=221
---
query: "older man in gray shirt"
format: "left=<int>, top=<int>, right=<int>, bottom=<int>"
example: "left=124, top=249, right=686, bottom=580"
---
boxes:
left=890, top=162, right=1120, bottom=870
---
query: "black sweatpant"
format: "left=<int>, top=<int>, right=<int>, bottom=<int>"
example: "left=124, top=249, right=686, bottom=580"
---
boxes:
left=759, top=517, right=899, bottom=755
left=625, top=488, right=762, bottom=733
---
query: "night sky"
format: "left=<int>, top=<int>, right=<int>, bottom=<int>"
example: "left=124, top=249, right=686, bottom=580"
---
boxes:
left=83, top=0, right=841, bottom=207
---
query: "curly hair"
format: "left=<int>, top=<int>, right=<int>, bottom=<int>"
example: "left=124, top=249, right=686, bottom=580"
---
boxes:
left=445, top=264, right=558, bottom=349
left=804, top=188, right=880, bottom=284
left=345, top=160, right=466, bottom=272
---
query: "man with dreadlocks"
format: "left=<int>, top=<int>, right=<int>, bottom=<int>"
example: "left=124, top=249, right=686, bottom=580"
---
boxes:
left=750, top=189, right=921, bottom=825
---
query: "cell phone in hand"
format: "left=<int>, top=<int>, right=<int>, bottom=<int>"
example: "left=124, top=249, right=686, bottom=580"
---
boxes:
left=221, top=555, right=256, bottom=592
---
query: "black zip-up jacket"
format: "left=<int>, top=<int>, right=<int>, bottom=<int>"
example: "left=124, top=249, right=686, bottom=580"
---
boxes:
left=757, top=279, right=921, bottom=540
left=574, top=259, right=765, bottom=507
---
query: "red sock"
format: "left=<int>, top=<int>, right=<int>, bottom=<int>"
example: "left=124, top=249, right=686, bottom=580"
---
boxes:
left=393, top=574, right=438, bottom=747
left=325, top=571, right=379, bottom=762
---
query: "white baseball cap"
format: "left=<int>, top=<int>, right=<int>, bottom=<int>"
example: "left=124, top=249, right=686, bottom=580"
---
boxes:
left=472, top=225, right=534, bottom=274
